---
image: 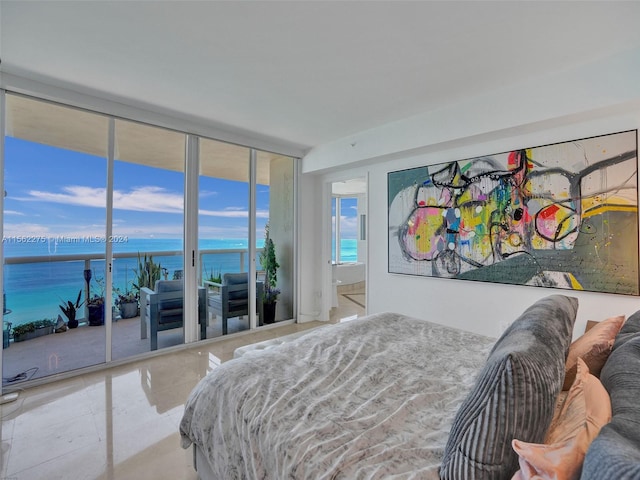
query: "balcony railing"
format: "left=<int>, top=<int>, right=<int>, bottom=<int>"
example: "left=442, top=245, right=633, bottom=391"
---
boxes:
left=3, top=248, right=262, bottom=326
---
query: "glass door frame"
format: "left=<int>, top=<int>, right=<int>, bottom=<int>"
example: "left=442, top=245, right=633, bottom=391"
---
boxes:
left=0, top=90, right=6, bottom=391
left=184, top=134, right=200, bottom=343
left=248, top=149, right=258, bottom=330
left=105, top=118, right=115, bottom=362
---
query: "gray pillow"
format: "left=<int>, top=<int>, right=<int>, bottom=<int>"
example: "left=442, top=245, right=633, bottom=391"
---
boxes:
left=581, top=336, right=640, bottom=479
left=581, top=422, right=640, bottom=479
left=440, top=295, right=578, bottom=480
left=612, top=309, right=640, bottom=351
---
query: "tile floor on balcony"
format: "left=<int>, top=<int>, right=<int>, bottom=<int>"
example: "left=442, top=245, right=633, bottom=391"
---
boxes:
left=0, top=290, right=365, bottom=479
left=2, top=311, right=264, bottom=385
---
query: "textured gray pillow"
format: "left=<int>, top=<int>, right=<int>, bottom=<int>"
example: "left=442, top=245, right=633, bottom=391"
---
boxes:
left=581, top=336, right=640, bottom=479
left=440, top=295, right=578, bottom=480
left=581, top=423, right=640, bottom=479
left=612, top=309, right=640, bottom=351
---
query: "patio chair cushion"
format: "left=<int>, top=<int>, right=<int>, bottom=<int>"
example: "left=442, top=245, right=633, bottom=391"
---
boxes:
left=157, top=308, right=183, bottom=325
left=154, top=280, right=183, bottom=311
left=208, top=296, right=248, bottom=313
left=224, top=273, right=249, bottom=301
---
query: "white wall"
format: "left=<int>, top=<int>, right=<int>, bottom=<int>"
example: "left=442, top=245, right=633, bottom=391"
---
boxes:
left=299, top=47, right=640, bottom=338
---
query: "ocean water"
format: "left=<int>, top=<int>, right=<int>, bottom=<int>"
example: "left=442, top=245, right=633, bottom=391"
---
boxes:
left=3, top=237, right=357, bottom=326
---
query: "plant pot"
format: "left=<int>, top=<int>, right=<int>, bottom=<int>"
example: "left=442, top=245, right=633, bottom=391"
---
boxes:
left=263, top=302, right=276, bottom=324
left=119, top=301, right=139, bottom=319
left=14, top=325, right=54, bottom=342
left=67, top=318, right=79, bottom=329
left=88, top=304, right=105, bottom=326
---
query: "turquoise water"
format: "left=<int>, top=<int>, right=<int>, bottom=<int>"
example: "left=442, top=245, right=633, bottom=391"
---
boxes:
left=3, top=238, right=357, bottom=326
left=332, top=238, right=358, bottom=263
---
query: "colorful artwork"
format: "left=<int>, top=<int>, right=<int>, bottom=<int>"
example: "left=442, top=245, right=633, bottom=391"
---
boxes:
left=388, top=130, right=639, bottom=295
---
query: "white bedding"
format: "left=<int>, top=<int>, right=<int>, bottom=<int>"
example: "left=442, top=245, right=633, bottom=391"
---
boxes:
left=180, top=312, right=496, bottom=479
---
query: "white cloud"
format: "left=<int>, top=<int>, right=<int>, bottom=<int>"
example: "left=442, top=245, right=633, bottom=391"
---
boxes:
left=3, top=223, right=52, bottom=236
left=331, top=214, right=358, bottom=238
left=21, top=185, right=273, bottom=220
left=3, top=222, right=108, bottom=239
left=23, top=185, right=184, bottom=213
left=114, top=186, right=183, bottom=213
left=25, top=186, right=106, bottom=207
left=199, top=189, right=219, bottom=198
left=199, top=208, right=269, bottom=218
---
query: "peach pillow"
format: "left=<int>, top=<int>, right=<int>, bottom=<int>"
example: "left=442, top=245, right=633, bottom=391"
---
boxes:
left=563, top=315, right=625, bottom=390
left=511, top=358, right=612, bottom=480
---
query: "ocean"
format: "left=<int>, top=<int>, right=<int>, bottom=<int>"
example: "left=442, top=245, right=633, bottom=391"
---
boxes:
left=3, top=237, right=357, bottom=326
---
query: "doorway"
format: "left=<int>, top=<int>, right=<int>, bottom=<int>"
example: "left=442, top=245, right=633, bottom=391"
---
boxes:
left=330, top=177, right=367, bottom=322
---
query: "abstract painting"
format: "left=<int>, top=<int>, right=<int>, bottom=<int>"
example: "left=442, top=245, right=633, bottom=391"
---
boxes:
left=388, top=130, right=639, bottom=295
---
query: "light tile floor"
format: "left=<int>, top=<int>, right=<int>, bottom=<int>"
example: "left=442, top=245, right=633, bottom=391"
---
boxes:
left=0, top=293, right=365, bottom=479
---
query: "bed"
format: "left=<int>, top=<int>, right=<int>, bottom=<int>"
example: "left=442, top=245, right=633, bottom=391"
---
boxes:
left=180, top=311, right=496, bottom=478
left=179, top=296, right=640, bottom=479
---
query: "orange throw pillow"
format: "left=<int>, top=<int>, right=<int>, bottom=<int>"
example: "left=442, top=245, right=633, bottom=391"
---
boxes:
left=563, top=315, right=625, bottom=390
left=511, top=358, right=612, bottom=480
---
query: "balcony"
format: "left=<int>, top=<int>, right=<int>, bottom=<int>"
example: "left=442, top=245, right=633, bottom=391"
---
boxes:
left=2, top=247, right=260, bottom=386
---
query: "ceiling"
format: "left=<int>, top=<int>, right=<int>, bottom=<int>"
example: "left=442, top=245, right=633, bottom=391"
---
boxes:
left=332, top=177, right=367, bottom=196
left=5, top=92, right=282, bottom=184
left=2, top=1, right=640, bottom=156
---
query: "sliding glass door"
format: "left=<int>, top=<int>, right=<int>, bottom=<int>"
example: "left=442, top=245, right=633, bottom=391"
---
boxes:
left=2, top=93, right=109, bottom=384
left=256, top=150, right=295, bottom=323
left=111, top=119, right=185, bottom=357
left=198, top=138, right=250, bottom=337
left=197, top=142, right=297, bottom=336
left=1, top=90, right=297, bottom=387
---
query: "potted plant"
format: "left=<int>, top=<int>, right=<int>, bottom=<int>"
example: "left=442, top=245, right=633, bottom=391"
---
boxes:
left=87, top=295, right=105, bottom=326
left=260, top=224, right=280, bottom=324
left=59, top=289, right=83, bottom=328
left=205, top=266, right=222, bottom=296
left=115, top=286, right=138, bottom=319
left=205, top=265, right=222, bottom=284
left=87, top=276, right=105, bottom=326
left=12, top=318, right=56, bottom=342
left=133, top=252, right=162, bottom=295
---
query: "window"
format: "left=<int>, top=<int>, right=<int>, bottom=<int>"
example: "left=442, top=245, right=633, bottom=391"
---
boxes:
left=332, top=196, right=359, bottom=264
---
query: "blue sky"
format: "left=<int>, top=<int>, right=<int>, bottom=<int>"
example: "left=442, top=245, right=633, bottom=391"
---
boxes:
left=4, top=137, right=358, bottom=242
left=3, top=137, right=270, bottom=240
left=332, top=197, right=358, bottom=239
